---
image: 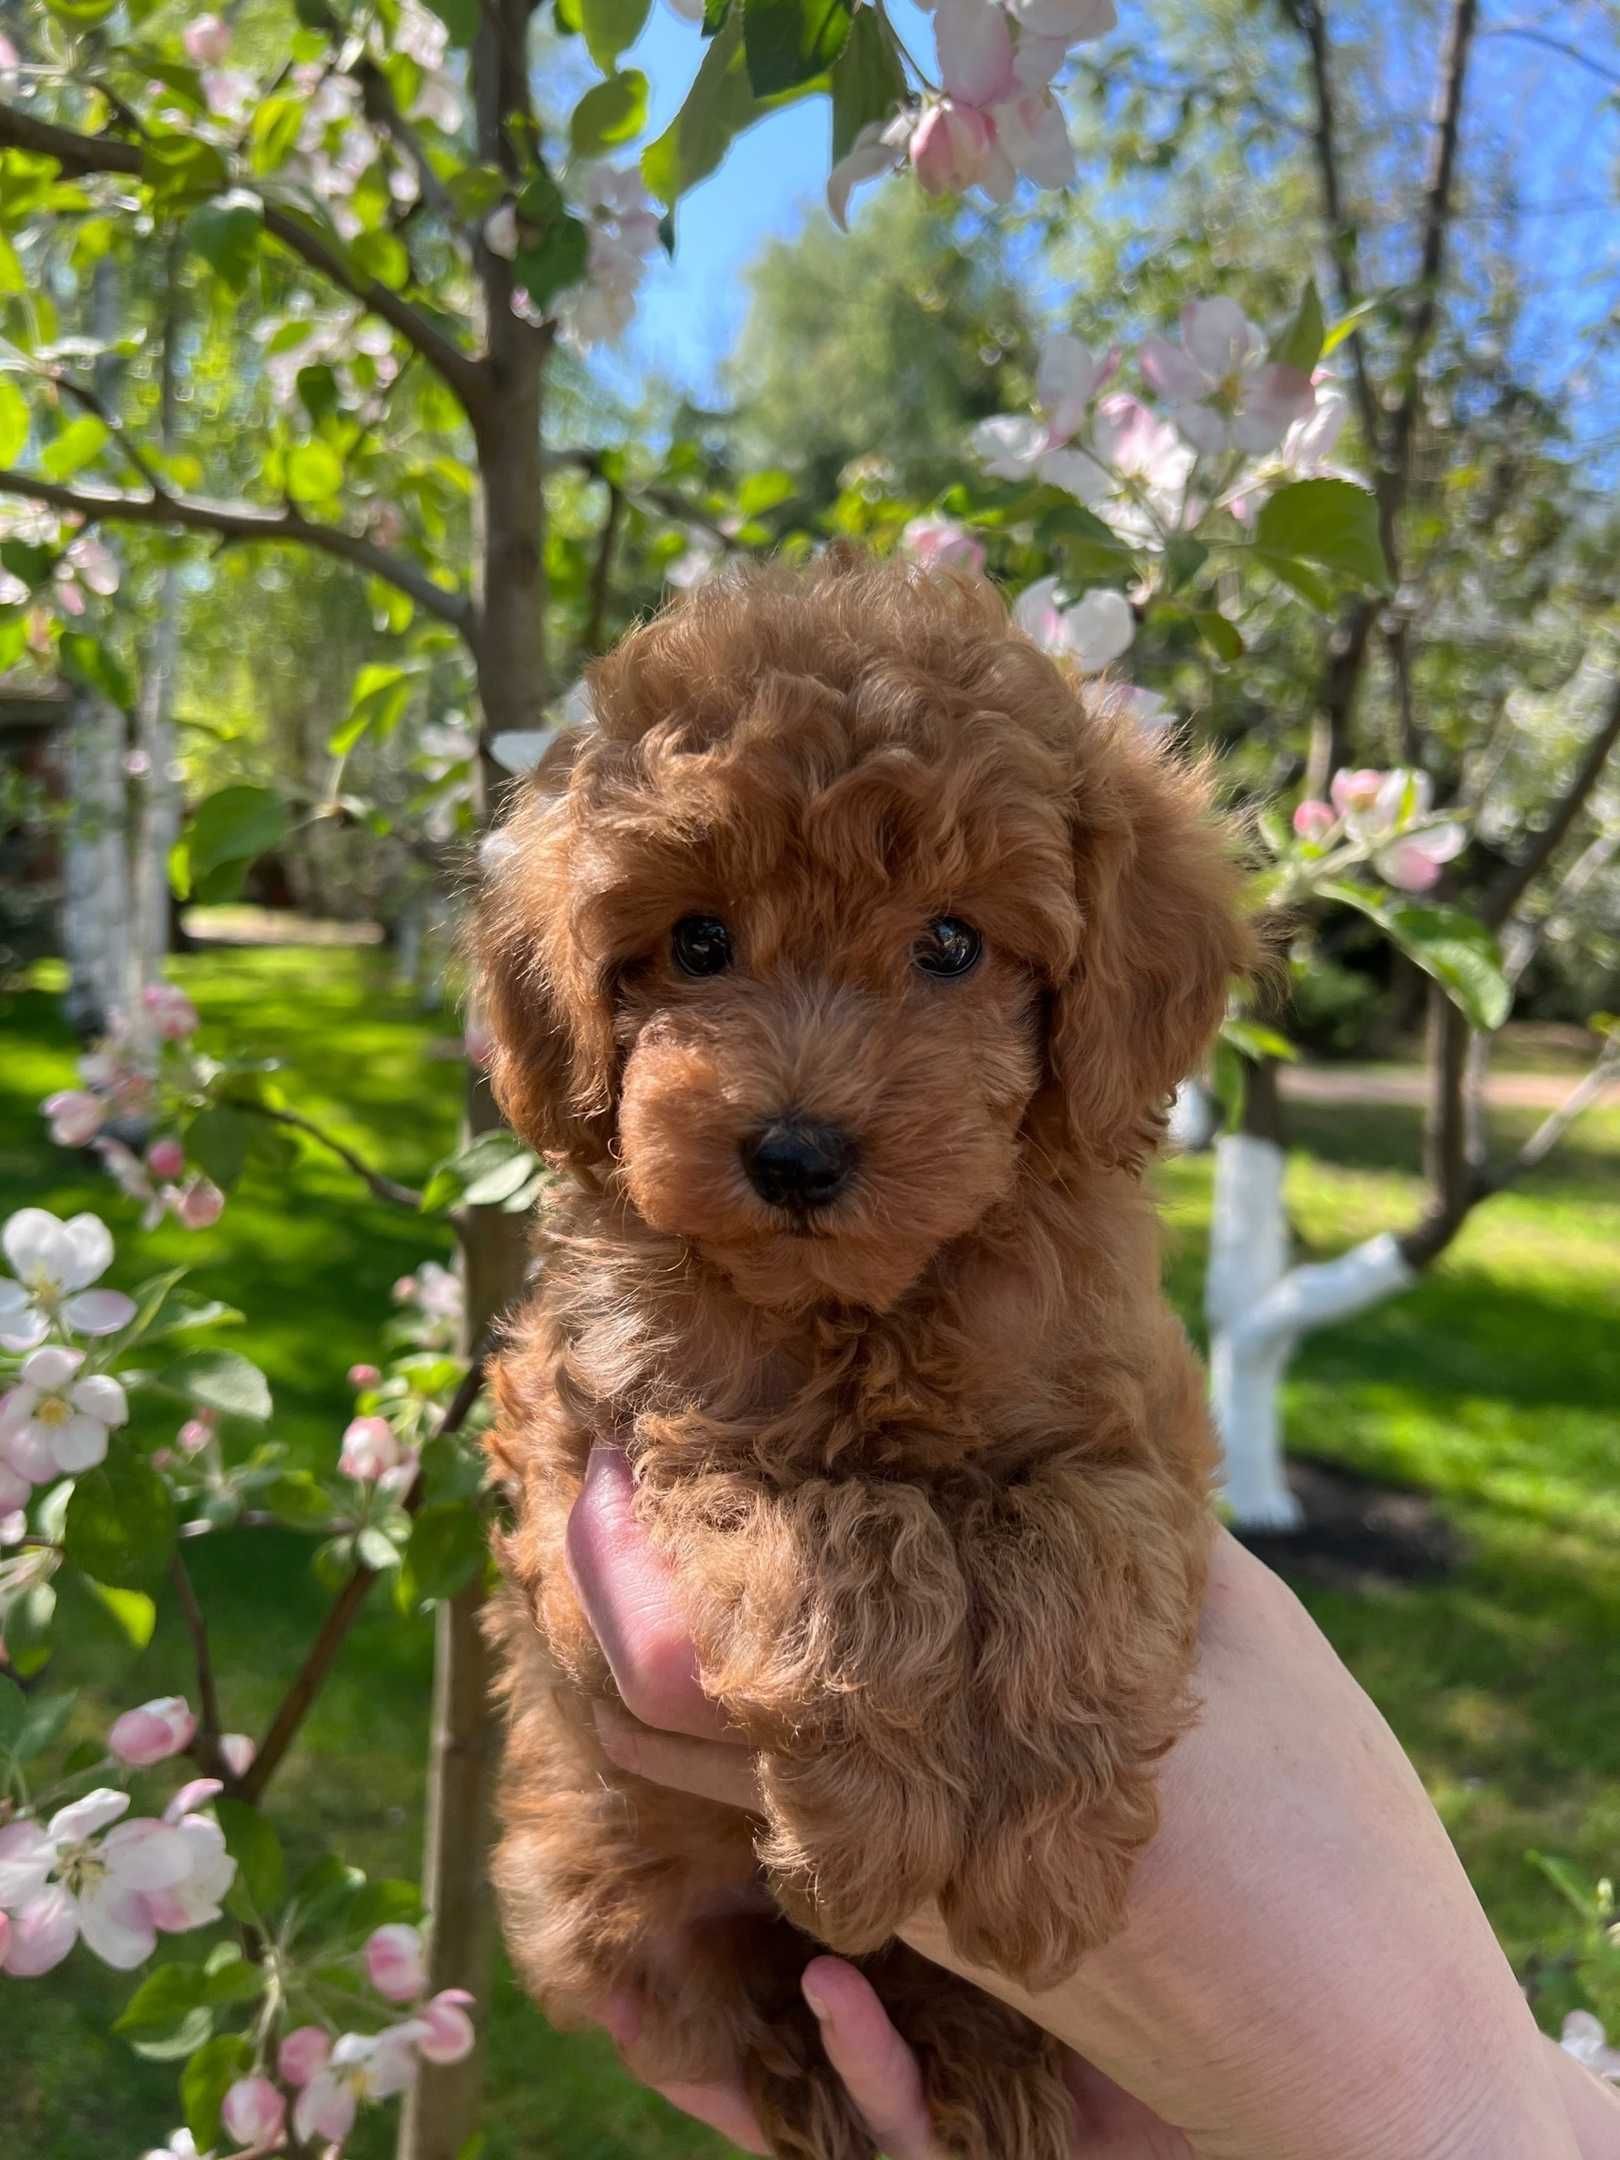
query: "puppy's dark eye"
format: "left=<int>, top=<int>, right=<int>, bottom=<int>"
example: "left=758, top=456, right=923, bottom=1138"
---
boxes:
left=913, top=916, right=982, bottom=979
left=671, top=915, right=734, bottom=977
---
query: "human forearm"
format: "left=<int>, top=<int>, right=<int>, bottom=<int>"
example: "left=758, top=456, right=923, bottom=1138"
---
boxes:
left=1552, top=2039, right=1620, bottom=2159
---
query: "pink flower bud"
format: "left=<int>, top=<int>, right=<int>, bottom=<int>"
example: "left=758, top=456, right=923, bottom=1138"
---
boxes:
left=183, top=13, right=231, bottom=65
left=418, top=1988, right=477, bottom=2064
left=1292, top=799, right=1336, bottom=842
left=909, top=101, right=997, bottom=196
left=221, top=2074, right=285, bottom=2151
left=170, top=1176, right=225, bottom=1230
left=141, top=982, right=201, bottom=1040
left=150, top=1448, right=175, bottom=1471
left=391, top=1275, right=419, bottom=1302
left=900, top=516, right=986, bottom=577
left=339, top=1415, right=404, bottom=1483
left=177, top=1416, right=215, bottom=1457
left=0, top=1508, right=25, bottom=1547
left=278, top=2025, right=332, bottom=2088
left=1328, top=767, right=1386, bottom=818
left=43, top=1089, right=107, bottom=1147
left=365, top=1921, right=428, bottom=2002
left=219, top=1732, right=257, bottom=1779
left=347, top=1363, right=382, bottom=1390
left=146, top=1137, right=185, bottom=1180
left=109, top=1695, right=197, bottom=1767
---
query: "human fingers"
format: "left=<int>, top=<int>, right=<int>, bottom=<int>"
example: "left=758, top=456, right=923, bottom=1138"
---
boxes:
left=800, top=1957, right=946, bottom=2160
left=594, top=1698, right=765, bottom=1812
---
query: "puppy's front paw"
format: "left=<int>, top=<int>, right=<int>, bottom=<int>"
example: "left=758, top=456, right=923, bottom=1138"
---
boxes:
left=755, top=1743, right=963, bottom=1955
left=939, top=1800, right=1141, bottom=1989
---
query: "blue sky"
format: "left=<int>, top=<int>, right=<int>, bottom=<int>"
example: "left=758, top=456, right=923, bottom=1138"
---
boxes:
left=592, top=2, right=1620, bottom=425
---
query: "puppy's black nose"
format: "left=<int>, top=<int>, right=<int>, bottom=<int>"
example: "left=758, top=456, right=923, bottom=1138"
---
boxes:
left=740, top=1120, right=858, bottom=1212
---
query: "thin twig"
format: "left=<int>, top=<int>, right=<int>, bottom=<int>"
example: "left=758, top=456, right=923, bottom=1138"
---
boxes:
left=1485, top=1035, right=1620, bottom=1191
left=236, top=1100, right=424, bottom=1211
left=235, top=1334, right=496, bottom=1805
left=1477, top=23, right=1620, bottom=89
left=57, top=374, right=168, bottom=495
left=1482, top=674, right=1620, bottom=928
left=583, top=479, right=625, bottom=657
left=170, top=1549, right=226, bottom=1778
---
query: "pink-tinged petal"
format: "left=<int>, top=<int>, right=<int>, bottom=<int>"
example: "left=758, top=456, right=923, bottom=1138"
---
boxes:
left=1064, top=587, right=1135, bottom=672
left=61, top=1288, right=137, bottom=1336
left=0, top=1384, right=39, bottom=1439
left=48, top=1787, right=130, bottom=1843
left=0, top=1817, right=56, bottom=1905
left=1034, top=444, right=1111, bottom=502
left=3, top=1208, right=70, bottom=1285
left=43, top=1090, right=106, bottom=1147
left=0, top=1310, right=50, bottom=1353
left=366, top=2021, right=429, bottom=2096
left=1293, top=800, right=1337, bottom=842
left=58, top=1213, right=114, bottom=1291
left=19, top=1345, right=80, bottom=1391
left=0, top=1278, right=29, bottom=1316
left=49, top=1411, right=110, bottom=1474
left=1036, top=333, right=1104, bottom=441
left=1005, top=0, right=1114, bottom=34
left=1169, top=400, right=1231, bottom=455
left=1139, top=334, right=1207, bottom=404
left=294, top=2070, right=358, bottom=2145
left=182, top=13, right=231, bottom=65
left=1420, top=820, right=1466, bottom=864
left=221, top=2074, right=286, bottom=2150
left=909, top=99, right=997, bottom=196
left=219, top=1732, right=256, bottom=1779
left=0, top=1460, right=28, bottom=1513
left=1012, top=575, right=1067, bottom=652
left=145, top=1137, right=185, bottom=1181
left=969, top=411, right=1047, bottom=479
left=826, top=117, right=903, bottom=230
left=1329, top=766, right=1386, bottom=817
left=103, top=1819, right=195, bottom=1893
left=1232, top=363, right=1316, bottom=454
left=2, top=1885, right=78, bottom=1974
left=989, top=89, right=1075, bottom=190
left=365, top=1921, right=428, bottom=2002
left=109, top=1697, right=195, bottom=1767
left=163, top=1778, right=223, bottom=1825
left=69, top=1373, right=128, bottom=1427
left=934, top=0, right=1016, bottom=106
left=1287, top=389, right=1348, bottom=469
left=417, top=1989, right=476, bottom=2065
left=2, top=1420, right=57, bottom=1484
left=1375, top=839, right=1444, bottom=892
left=1180, top=295, right=1259, bottom=378
left=77, top=1879, right=158, bottom=1968
left=278, top=2025, right=333, bottom=2088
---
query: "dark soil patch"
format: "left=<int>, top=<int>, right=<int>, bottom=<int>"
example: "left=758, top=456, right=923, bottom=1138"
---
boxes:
left=1237, top=1456, right=1465, bottom=1590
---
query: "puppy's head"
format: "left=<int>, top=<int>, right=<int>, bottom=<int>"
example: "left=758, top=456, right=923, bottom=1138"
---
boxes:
left=475, top=557, right=1253, bottom=1313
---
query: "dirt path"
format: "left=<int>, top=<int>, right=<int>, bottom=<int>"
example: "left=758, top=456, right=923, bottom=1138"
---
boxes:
left=1282, top=1065, right=1609, bottom=1110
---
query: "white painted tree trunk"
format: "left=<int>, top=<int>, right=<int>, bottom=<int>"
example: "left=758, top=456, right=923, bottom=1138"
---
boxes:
left=1206, top=1132, right=1418, bottom=1529
left=61, top=692, right=133, bottom=1035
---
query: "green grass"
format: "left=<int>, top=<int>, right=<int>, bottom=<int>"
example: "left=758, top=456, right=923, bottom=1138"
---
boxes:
left=3, top=947, right=1618, bottom=2155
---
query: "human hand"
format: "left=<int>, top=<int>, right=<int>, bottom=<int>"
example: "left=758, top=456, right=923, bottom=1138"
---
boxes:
left=567, top=1446, right=1604, bottom=2159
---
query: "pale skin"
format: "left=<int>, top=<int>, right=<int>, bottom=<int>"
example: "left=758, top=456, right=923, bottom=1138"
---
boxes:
left=566, top=1445, right=1620, bottom=2160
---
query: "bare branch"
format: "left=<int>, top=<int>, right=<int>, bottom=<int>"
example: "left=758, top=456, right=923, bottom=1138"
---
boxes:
left=170, top=1550, right=227, bottom=1780
left=583, top=478, right=625, bottom=658
left=0, top=101, right=488, bottom=414
left=0, top=465, right=475, bottom=635
left=236, top=1100, right=425, bottom=1210
left=1483, top=674, right=1620, bottom=928
left=57, top=374, right=168, bottom=495
left=1485, top=1034, right=1620, bottom=1191
left=1478, top=24, right=1620, bottom=89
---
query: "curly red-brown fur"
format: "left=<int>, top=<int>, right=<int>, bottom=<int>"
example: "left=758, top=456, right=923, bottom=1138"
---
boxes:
left=476, top=555, right=1256, bottom=2158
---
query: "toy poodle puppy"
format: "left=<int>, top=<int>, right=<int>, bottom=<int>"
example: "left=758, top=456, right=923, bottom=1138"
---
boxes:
left=475, top=554, right=1255, bottom=2159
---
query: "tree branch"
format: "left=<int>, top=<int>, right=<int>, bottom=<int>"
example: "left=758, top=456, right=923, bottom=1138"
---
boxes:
left=583, top=479, right=625, bottom=657
left=0, top=466, right=475, bottom=635
left=1482, top=673, right=1620, bottom=928
left=237, top=1100, right=424, bottom=1211
left=235, top=1337, right=495, bottom=1805
left=1483, top=1033, right=1620, bottom=1193
left=1477, top=24, right=1620, bottom=90
left=170, top=1549, right=226, bottom=1780
left=0, top=101, right=488, bottom=415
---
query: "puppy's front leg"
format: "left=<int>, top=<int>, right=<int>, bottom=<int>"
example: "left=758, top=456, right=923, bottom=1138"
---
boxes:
left=651, top=1470, right=975, bottom=1955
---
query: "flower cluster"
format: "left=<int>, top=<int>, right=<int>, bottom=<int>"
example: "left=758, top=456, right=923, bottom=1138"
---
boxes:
left=390, top=1262, right=464, bottom=1355
left=487, top=163, right=664, bottom=349
left=830, top=0, right=1117, bottom=224
left=1293, top=768, right=1467, bottom=895
left=40, top=987, right=226, bottom=1233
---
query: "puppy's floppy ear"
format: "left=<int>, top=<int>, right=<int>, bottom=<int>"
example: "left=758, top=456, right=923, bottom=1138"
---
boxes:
left=1042, top=713, right=1256, bottom=1172
left=471, top=737, right=617, bottom=1164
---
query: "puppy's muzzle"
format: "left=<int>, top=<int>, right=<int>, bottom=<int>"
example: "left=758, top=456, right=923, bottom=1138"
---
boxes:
left=740, top=1119, right=859, bottom=1213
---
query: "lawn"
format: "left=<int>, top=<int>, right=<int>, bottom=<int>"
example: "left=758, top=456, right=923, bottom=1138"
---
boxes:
left=3, top=945, right=1618, bottom=2157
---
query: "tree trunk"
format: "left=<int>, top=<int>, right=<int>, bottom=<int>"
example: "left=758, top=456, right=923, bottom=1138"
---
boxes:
left=62, top=691, right=133, bottom=1034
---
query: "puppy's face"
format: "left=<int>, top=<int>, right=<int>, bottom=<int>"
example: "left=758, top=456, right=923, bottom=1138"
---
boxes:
left=476, top=564, right=1252, bottom=1314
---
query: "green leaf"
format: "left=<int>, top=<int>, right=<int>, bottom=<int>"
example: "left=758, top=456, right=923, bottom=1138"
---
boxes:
left=1269, top=278, right=1324, bottom=374
left=82, top=1578, right=155, bottom=1649
left=1192, top=608, right=1244, bottom=662
left=249, top=96, right=305, bottom=176
left=4, top=1690, right=75, bottom=1763
left=399, top=1501, right=488, bottom=1607
left=579, top=0, right=652, bottom=69
left=1324, top=887, right=1511, bottom=1032
left=61, top=633, right=135, bottom=714
left=65, top=1460, right=176, bottom=1590
left=5, top=1580, right=55, bottom=1675
left=1220, top=1016, right=1298, bottom=1063
left=357, top=1525, right=404, bottom=1573
left=185, top=1106, right=252, bottom=1189
left=1254, top=549, right=1335, bottom=612
left=261, top=1471, right=336, bottom=1531
left=351, top=227, right=411, bottom=291
left=40, top=414, right=109, bottom=481
left=0, top=378, right=29, bottom=464
left=215, top=1798, right=284, bottom=1916
left=286, top=440, right=344, bottom=503
left=513, top=215, right=590, bottom=314
left=202, top=1943, right=267, bottom=2008
left=116, top=1962, right=213, bottom=2038
left=1321, top=294, right=1382, bottom=358
left=1162, top=533, right=1208, bottom=594
left=157, top=1348, right=273, bottom=1421
left=830, top=4, right=905, bottom=160
left=345, top=1876, right=425, bottom=1933
left=421, top=0, right=482, bottom=40
left=1254, top=479, right=1389, bottom=591
left=570, top=71, right=651, bottom=156
left=644, top=10, right=822, bottom=206
left=142, top=135, right=230, bottom=206
left=188, top=196, right=262, bottom=293
left=421, top=1128, right=536, bottom=1212
left=182, top=2032, right=253, bottom=2153
left=46, top=0, right=119, bottom=20
left=737, top=468, right=795, bottom=515
left=330, top=662, right=420, bottom=755
left=743, top=0, right=853, bottom=97
left=185, top=784, right=290, bottom=883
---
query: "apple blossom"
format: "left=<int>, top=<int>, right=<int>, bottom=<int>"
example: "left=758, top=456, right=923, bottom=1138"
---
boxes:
left=1330, top=767, right=1387, bottom=821
left=392, top=1275, right=419, bottom=1302
left=1004, top=0, right=1115, bottom=32
left=0, top=1208, right=135, bottom=1349
left=178, top=1414, right=216, bottom=1457
left=279, top=2026, right=333, bottom=2088
left=109, top=1697, right=197, bottom=1768
left=555, top=165, right=664, bottom=350
left=293, top=2023, right=426, bottom=2145
left=826, top=115, right=913, bottom=229
left=1013, top=578, right=1136, bottom=672
left=483, top=203, right=519, bottom=260
left=169, top=1177, right=226, bottom=1231
left=221, top=2076, right=286, bottom=2152
left=340, top=1414, right=408, bottom=1484
left=348, top=1363, right=382, bottom=1390
left=1036, top=333, right=1118, bottom=443
left=141, top=981, right=200, bottom=1040
left=0, top=1458, right=28, bottom=1513
left=365, top=1920, right=428, bottom=2001
left=1377, top=828, right=1467, bottom=893
left=900, top=516, right=986, bottom=575
left=1561, top=2011, right=1620, bottom=2081
left=140, top=2131, right=206, bottom=2160
left=42, top=1090, right=105, bottom=1148
left=417, top=1988, right=477, bottom=2064
left=1293, top=800, right=1337, bottom=841
left=146, top=1137, right=186, bottom=1181
left=0, top=1789, right=194, bottom=1974
left=1, top=1345, right=129, bottom=1479
left=182, top=14, right=231, bottom=66
left=910, top=100, right=1000, bottom=198
left=142, top=1784, right=237, bottom=1935
left=1142, top=299, right=1315, bottom=457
